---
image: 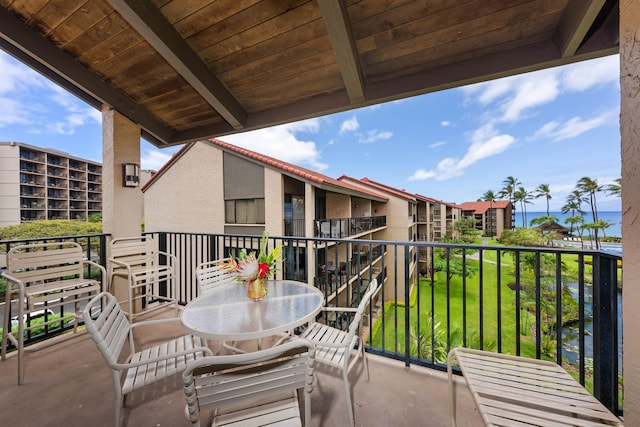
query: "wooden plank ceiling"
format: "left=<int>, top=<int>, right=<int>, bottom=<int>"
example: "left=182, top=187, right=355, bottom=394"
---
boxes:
left=0, top=0, right=619, bottom=148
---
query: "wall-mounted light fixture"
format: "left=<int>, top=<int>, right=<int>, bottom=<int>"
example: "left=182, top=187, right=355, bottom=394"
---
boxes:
left=122, top=163, right=140, bottom=187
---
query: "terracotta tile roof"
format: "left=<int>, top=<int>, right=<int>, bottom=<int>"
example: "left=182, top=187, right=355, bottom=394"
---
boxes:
left=143, top=139, right=388, bottom=202
left=338, top=175, right=416, bottom=201
left=415, top=193, right=459, bottom=208
left=207, top=139, right=387, bottom=200
left=458, top=200, right=511, bottom=214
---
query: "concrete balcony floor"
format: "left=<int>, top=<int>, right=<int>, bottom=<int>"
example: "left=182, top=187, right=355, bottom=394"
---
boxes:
left=0, top=309, right=483, bottom=427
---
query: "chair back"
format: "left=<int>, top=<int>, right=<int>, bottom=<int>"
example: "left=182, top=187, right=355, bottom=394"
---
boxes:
left=5, top=242, right=85, bottom=285
left=109, top=236, right=159, bottom=273
left=347, top=278, right=379, bottom=338
left=183, top=339, right=315, bottom=426
left=82, top=292, right=131, bottom=368
left=195, top=258, right=237, bottom=295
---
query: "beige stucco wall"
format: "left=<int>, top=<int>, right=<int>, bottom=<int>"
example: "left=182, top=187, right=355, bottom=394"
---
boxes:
left=264, top=167, right=283, bottom=235
left=621, top=1, right=639, bottom=424
left=144, top=142, right=225, bottom=234
left=326, top=192, right=350, bottom=219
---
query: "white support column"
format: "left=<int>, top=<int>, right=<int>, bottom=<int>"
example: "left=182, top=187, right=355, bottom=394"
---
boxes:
left=621, top=1, right=640, bottom=423
left=102, top=106, right=143, bottom=238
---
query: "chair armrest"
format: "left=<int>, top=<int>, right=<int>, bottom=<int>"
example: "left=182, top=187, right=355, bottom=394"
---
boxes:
left=1, top=271, right=23, bottom=288
left=83, top=259, right=107, bottom=282
left=129, top=317, right=183, bottom=333
left=157, top=250, right=177, bottom=265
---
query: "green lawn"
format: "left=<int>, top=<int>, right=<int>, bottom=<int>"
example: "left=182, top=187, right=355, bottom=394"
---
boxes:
left=370, top=242, right=596, bottom=363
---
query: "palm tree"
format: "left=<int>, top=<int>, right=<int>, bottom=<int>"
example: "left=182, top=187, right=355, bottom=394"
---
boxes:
left=482, top=190, right=497, bottom=237
left=534, top=184, right=552, bottom=216
left=561, top=198, right=585, bottom=236
left=499, top=176, right=521, bottom=230
left=576, top=177, right=603, bottom=249
left=605, top=177, right=621, bottom=198
left=514, top=186, right=533, bottom=227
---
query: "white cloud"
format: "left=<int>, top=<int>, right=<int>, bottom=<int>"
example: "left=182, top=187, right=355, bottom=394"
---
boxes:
left=340, top=116, right=359, bottom=134
left=223, top=119, right=328, bottom=171
left=0, top=97, right=31, bottom=127
left=408, top=125, right=515, bottom=181
left=0, top=53, right=44, bottom=94
left=461, top=56, right=619, bottom=123
left=561, top=55, right=619, bottom=92
left=500, top=71, right=559, bottom=122
left=408, top=169, right=436, bottom=181
left=141, top=149, right=174, bottom=170
left=356, top=130, right=393, bottom=144
left=429, top=141, right=447, bottom=148
left=534, top=110, right=618, bottom=141
left=0, top=52, right=101, bottom=135
left=440, top=121, right=451, bottom=127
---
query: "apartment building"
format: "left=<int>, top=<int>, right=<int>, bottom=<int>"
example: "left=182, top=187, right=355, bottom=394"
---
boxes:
left=0, top=142, right=102, bottom=227
left=458, top=200, right=513, bottom=238
left=142, top=139, right=392, bottom=305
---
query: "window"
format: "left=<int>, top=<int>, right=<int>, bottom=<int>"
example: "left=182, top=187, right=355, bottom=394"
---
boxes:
left=225, top=199, right=265, bottom=224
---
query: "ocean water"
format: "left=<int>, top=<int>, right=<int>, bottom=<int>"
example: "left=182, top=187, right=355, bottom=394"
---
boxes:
left=520, top=211, right=622, bottom=238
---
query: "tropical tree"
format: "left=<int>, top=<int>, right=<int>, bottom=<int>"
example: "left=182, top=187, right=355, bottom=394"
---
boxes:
left=605, top=177, right=621, bottom=198
left=576, top=177, right=603, bottom=249
left=564, top=215, right=585, bottom=246
left=529, top=215, right=560, bottom=246
left=447, top=216, right=480, bottom=243
left=534, top=184, right=552, bottom=216
left=481, top=189, right=497, bottom=237
left=513, top=186, right=533, bottom=227
left=499, top=176, right=521, bottom=230
left=592, top=219, right=613, bottom=239
left=561, top=191, right=586, bottom=235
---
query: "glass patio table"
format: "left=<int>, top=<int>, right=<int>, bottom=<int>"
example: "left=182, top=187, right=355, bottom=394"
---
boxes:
left=180, top=280, right=324, bottom=342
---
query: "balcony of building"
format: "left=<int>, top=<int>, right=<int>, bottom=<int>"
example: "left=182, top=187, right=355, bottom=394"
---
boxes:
left=315, top=215, right=387, bottom=239
left=0, top=232, right=622, bottom=426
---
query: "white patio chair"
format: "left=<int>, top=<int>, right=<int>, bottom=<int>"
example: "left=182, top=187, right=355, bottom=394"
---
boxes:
left=195, top=258, right=237, bottom=296
left=82, top=292, right=213, bottom=427
left=108, top=236, right=178, bottom=322
left=182, top=338, right=315, bottom=427
left=196, top=258, right=243, bottom=353
left=299, top=278, right=380, bottom=426
left=1, top=241, right=104, bottom=384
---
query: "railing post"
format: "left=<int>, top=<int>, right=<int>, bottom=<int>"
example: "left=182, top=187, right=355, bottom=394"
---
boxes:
left=404, top=245, right=411, bottom=367
left=592, top=253, right=618, bottom=413
left=157, top=232, right=168, bottom=296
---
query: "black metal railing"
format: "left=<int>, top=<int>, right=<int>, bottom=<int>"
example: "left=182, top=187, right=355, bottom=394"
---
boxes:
left=315, top=215, right=387, bottom=238
left=0, top=231, right=623, bottom=415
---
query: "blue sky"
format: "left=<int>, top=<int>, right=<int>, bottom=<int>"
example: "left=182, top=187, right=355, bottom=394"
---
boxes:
left=0, top=49, right=621, bottom=212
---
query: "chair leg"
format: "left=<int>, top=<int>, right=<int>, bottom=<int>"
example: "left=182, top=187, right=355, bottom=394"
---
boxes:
left=113, top=372, right=123, bottom=427
left=1, top=295, right=10, bottom=360
left=343, top=369, right=355, bottom=426
left=362, top=343, right=370, bottom=382
left=17, top=327, right=24, bottom=385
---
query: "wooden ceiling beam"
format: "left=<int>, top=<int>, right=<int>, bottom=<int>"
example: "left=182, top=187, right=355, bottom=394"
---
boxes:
left=317, top=0, right=365, bottom=104
left=0, top=7, right=172, bottom=146
left=107, top=0, right=247, bottom=130
left=554, top=0, right=607, bottom=58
